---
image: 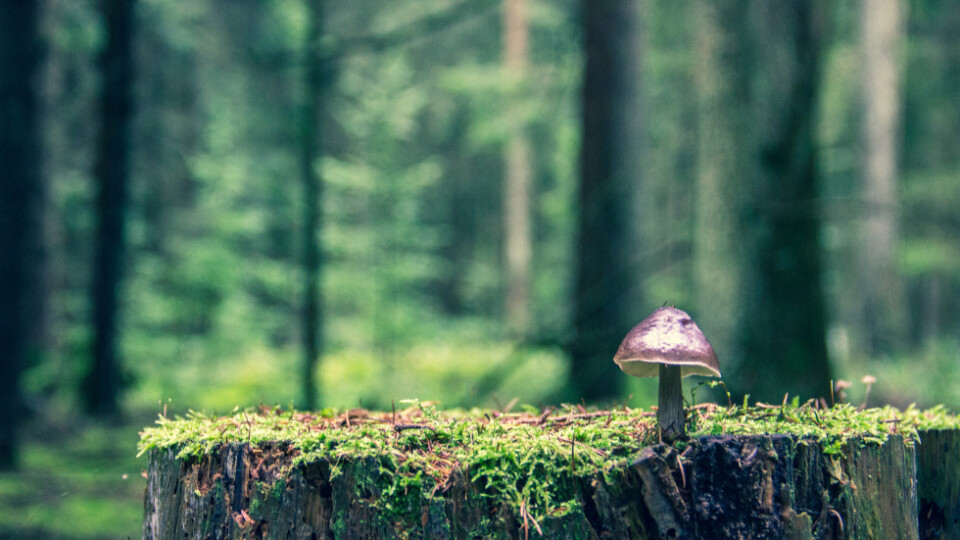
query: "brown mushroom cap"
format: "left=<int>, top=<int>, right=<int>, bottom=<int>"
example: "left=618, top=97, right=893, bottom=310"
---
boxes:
left=613, top=307, right=721, bottom=378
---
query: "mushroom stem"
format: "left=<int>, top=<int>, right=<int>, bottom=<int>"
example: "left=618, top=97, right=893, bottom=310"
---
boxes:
left=657, top=363, right=684, bottom=440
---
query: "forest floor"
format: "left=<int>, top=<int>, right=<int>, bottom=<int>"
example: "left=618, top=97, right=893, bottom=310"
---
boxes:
left=0, top=411, right=148, bottom=539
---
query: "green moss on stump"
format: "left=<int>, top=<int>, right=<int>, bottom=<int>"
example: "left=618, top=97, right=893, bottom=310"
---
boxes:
left=140, top=402, right=959, bottom=538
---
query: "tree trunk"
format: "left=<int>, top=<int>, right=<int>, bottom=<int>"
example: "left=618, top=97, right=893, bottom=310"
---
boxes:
left=86, top=0, right=136, bottom=417
left=300, top=0, right=326, bottom=411
left=900, top=1, right=960, bottom=345
left=857, top=0, right=906, bottom=355
left=0, top=0, right=43, bottom=469
left=502, top=0, right=533, bottom=337
left=916, top=429, right=960, bottom=539
left=692, top=0, right=751, bottom=375
left=143, top=434, right=922, bottom=539
left=571, top=0, right=645, bottom=402
left=734, top=2, right=832, bottom=403
left=435, top=109, right=476, bottom=316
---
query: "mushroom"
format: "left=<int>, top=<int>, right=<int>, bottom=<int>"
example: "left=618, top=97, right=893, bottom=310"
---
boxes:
left=833, top=379, right=852, bottom=404
left=860, top=375, right=876, bottom=409
left=614, top=307, right=720, bottom=440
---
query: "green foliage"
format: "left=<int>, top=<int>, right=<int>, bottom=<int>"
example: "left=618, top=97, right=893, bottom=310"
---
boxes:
left=690, top=402, right=960, bottom=448
left=901, top=169, right=960, bottom=276
left=98, top=0, right=588, bottom=416
left=320, top=340, right=568, bottom=410
left=126, top=334, right=568, bottom=412
left=326, top=51, right=446, bottom=353
left=30, top=0, right=960, bottom=416
left=834, top=339, right=960, bottom=408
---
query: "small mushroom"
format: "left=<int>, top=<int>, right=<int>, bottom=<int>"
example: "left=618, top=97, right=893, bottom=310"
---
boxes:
left=833, top=379, right=852, bottom=404
left=860, top=375, right=876, bottom=409
left=614, top=307, right=720, bottom=440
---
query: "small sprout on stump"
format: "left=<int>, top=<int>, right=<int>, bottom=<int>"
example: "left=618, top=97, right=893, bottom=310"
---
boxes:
left=613, top=307, right=720, bottom=440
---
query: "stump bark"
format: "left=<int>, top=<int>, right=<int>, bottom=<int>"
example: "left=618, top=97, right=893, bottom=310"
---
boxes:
left=917, top=429, right=960, bottom=539
left=143, top=435, right=921, bottom=539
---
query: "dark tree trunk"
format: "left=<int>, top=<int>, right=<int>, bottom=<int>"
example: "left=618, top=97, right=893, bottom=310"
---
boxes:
left=300, top=0, right=326, bottom=411
left=571, top=0, right=645, bottom=402
left=435, top=109, right=476, bottom=316
left=916, top=429, right=960, bottom=539
left=0, top=0, right=43, bottom=469
left=86, top=0, right=136, bottom=417
left=900, top=0, right=960, bottom=346
left=734, top=2, right=832, bottom=403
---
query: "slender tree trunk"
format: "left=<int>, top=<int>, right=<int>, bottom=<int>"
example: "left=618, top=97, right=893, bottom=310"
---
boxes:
left=502, top=0, right=533, bottom=337
left=693, top=0, right=751, bottom=372
left=0, top=0, right=43, bottom=469
left=300, top=0, right=325, bottom=411
left=571, top=0, right=644, bottom=402
left=86, top=0, right=136, bottom=417
left=858, top=0, right=906, bottom=355
left=736, top=2, right=831, bottom=403
left=436, top=110, right=475, bottom=315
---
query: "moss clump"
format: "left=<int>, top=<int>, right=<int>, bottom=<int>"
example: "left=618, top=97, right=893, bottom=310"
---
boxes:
left=138, top=400, right=958, bottom=524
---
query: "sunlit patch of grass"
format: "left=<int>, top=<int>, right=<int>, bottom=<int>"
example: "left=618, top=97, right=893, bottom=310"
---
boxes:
left=319, top=342, right=569, bottom=410
left=127, top=344, right=301, bottom=413
left=128, top=339, right=568, bottom=414
left=833, top=338, right=960, bottom=409
left=0, top=419, right=146, bottom=539
left=59, top=496, right=143, bottom=536
left=0, top=495, right=142, bottom=539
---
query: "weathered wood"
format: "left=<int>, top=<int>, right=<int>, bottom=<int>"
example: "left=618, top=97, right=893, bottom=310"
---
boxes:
left=840, top=433, right=918, bottom=539
left=917, top=429, right=960, bottom=539
left=144, top=434, right=923, bottom=539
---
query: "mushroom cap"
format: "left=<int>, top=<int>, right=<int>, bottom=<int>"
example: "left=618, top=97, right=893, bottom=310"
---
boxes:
left=613, top=307, right=721, bottom=378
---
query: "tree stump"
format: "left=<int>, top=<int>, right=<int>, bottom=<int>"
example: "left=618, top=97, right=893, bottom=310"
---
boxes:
left=143, top=434, right=921, bottom=539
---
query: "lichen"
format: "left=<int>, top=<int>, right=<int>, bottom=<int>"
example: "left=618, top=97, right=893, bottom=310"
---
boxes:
left=138, top=400, right=958, bottom=524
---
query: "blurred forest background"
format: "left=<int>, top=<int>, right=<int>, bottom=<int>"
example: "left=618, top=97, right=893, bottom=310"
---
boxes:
left=1, top=0, right=959, bottom=535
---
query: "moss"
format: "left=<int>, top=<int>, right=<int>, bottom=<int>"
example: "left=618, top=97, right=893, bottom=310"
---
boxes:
left=270, top=477, right=284, bottom=501
left=330, top=513, right=346, bottom=538
left=139, top=400, right=959, bottom=525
